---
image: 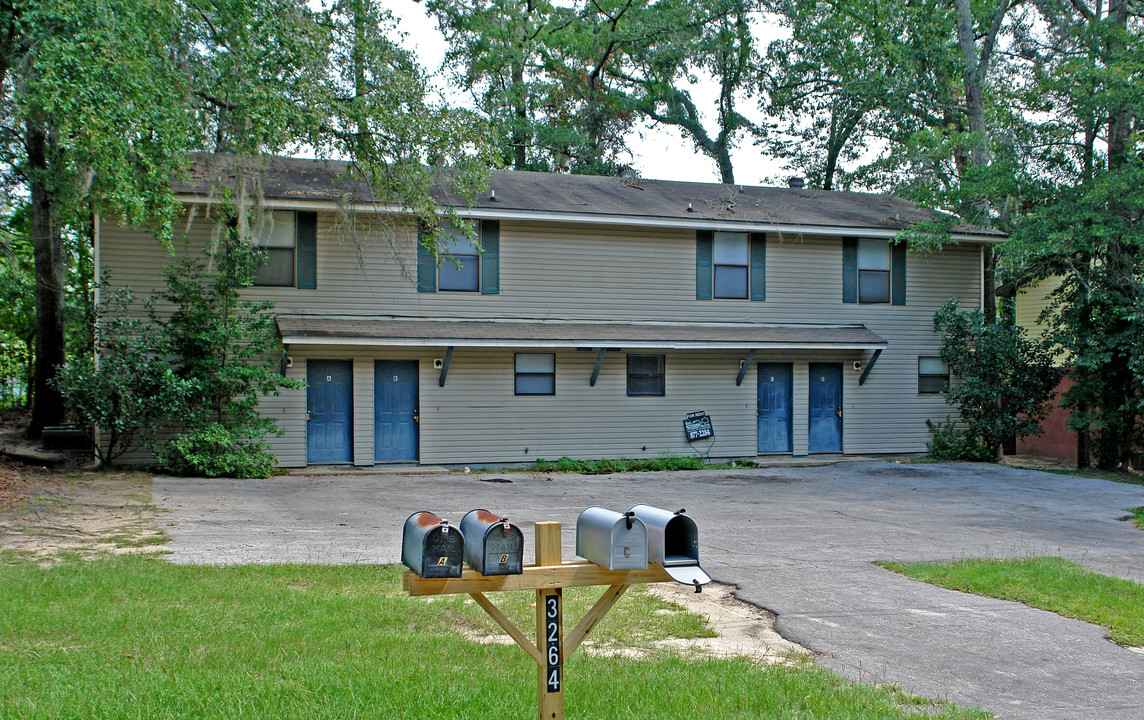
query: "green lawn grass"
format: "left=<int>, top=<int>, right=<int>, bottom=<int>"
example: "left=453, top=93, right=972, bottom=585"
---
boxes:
left=0, top=555, right=990, bottom=719
left=881, top=556, right=1144, bottom=647
left=1127, top=507, right=1144, bottom=531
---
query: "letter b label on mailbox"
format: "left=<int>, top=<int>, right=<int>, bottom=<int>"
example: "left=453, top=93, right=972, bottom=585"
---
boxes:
left=460, top=509, right=524, bottom=576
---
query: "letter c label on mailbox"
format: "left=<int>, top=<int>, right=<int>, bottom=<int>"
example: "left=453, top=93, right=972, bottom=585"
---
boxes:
left=623, top=546, right=631, bottom=558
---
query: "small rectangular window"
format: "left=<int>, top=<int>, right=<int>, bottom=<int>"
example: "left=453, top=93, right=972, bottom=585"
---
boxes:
left=252, top=211, right=296, bottom=287
left=515, top=353, right=555, bottom=395
left=858, top=238, right=890, bottom=303
left=438, top=222, right=480, bottom=292
left=712, top=232, right=749, bottom=298
left=627, top=354, right=665, bottom=396
left=918, top=356, right=949, bottom=394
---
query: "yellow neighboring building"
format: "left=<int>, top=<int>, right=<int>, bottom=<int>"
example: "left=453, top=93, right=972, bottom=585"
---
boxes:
left=1012, top=275, right=1075, bottom=461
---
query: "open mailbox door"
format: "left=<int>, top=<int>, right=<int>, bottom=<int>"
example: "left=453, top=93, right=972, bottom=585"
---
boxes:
left=629, top=505, right=711, bottom=589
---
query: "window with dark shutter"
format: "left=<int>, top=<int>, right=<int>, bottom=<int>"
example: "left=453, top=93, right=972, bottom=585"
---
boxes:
left=438, top=222, right=480, bottom=292
left=252, top=211, right=296, bottom=287
left=713, top=232, right=749, bottom=298
left=857, top=238, right=890, bottom=303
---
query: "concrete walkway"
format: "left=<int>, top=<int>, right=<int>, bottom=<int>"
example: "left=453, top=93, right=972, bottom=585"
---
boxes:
left=153, top=461, right=1144, bottom=719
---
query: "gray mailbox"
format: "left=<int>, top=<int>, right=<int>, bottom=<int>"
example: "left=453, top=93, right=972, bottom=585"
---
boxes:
left=402, top=511, right=464, bottom=579
left=575, top=506, right=648, bottom=571
left=629, top=505, right=711, bottom=588
left=460, top=509, right=524, bottom=576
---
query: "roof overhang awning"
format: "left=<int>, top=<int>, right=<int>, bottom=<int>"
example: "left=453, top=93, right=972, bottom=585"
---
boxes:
left=276, top=315, right=888, bottom=351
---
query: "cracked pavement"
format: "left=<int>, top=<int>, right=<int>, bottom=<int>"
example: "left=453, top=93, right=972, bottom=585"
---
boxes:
left=154, top=460, right=1144, bottom=719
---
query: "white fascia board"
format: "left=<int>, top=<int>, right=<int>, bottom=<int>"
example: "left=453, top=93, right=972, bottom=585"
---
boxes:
left=281, top=336, right=887, bottom=350
left=175, top=194, right=1005, bottom=244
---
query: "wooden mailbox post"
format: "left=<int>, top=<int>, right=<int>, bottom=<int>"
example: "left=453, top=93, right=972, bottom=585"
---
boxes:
left=403, top=521, right=671, bottom=720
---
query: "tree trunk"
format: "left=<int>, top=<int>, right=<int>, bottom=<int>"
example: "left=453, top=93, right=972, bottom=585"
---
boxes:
left=26, top=121, right=67, bottom=437
left=715, top=143, right=735, bottom=185
left=511, top=59, right=527, bottom=170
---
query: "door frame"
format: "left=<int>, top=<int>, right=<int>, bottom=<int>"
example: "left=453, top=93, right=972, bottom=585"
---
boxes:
left=807, top=362, right=843, bottom=454
left=757, top=362, right=793, bottom=454
left=374, top=359, right=420, bottom=464
left=306, top=358, right=354, bottom=465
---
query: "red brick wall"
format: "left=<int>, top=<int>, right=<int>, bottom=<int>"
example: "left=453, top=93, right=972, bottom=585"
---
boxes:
left=1016, top=374, right=1076, bottom=461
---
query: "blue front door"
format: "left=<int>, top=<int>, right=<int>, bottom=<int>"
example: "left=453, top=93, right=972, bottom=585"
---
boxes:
left=375, top=360, right=419, bottom=463
left=757, top=363, right=793, bottom=453
left=808, top=362, right=843, bottom=453
left=307, top=360, right=353, bottom=464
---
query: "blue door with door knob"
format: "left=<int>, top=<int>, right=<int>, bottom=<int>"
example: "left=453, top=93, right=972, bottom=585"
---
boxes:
left=808, top=362, right=843, bottom=453
left=757, top=363, right=793, bottom=453
left=375, top=360, right=419, bottom=463
left=307, top=360, right=353, bottom=463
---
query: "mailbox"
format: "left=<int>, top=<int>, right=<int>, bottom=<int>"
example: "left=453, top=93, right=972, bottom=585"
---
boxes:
left=460, top=509, right=524, bottom=576
left=575, top=506, right=647, bottom=571
left=402, top=511, right=464, bottom=578
left=629, top=505, right=711, bottom=587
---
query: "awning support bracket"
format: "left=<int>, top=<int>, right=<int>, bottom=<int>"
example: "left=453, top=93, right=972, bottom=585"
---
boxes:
left=736, top=349, right=757, bottom=386
left=589, top=348, right=608, bottom=387
left=858, top=348, right=882, bottom=386
left=439, top=346, right=454, bottom=387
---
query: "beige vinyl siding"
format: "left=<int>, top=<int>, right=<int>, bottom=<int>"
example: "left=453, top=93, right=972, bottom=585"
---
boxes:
left=100, top=213, right=982, bottom=464
left=1015, top=276, right=1062, bottom=339
left=277, top=346, right=866, bottom=466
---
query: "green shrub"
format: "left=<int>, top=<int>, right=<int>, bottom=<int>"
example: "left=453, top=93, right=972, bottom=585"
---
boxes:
left=531, top=455, right=707, bottom=473
left=933, top=300, right=1059, bottom=459
left=157, top=422, right=278, bottom=478
left=52, top=289, right=189, bottom=463
left=926, top=418, right=995, bottom=462
left=151, top=237, right=300, bottom=478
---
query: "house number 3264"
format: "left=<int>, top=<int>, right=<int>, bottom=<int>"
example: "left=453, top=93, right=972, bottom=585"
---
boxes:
left=545, top=595, right=561, bottom=693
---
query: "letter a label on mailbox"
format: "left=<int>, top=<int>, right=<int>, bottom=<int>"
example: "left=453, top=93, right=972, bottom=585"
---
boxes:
left=545, top=594, right=561, bottom=693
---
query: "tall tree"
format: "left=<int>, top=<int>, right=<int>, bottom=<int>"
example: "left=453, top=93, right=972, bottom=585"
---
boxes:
left=1, top=0, right=494, bottom=437
left=426, top=0, right=557, bottom=171
left=1004, top=0, right=1143, bottom=469
left=1, top=0, right=195, bottom=436
left=612, top=0, right=763, bottom=184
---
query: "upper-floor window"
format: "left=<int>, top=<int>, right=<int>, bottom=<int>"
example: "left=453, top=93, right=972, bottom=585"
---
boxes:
left=843, top=236, right=904, bottom=305
left=713, top=232, right=749, bottom=298
left=918, top=356, right=950, bottom=394
left=418, top=219, right=499, bottom=294
left=858, top=238, right=890, bottom=303
left=696, top=230, right=765, bottom=301
left=438, top=223, right=480, bottom=292
left=248, top=210, right=316, bottom=289
left=251, top=211, right=296, bottom=287
left=627, top=354, right=665, bottom=396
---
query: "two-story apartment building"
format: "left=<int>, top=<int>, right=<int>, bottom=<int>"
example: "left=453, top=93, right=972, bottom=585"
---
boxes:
left=97, top=155, right=1002, bottom=467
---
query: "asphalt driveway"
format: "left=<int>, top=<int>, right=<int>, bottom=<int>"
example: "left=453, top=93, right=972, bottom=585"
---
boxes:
left=153, top=461, right=1144, bottom=719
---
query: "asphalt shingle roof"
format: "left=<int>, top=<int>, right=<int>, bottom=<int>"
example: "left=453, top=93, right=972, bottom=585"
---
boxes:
left=276, top=315, right=888, bottom=349
left=176, top=154, right=1002, bottom=238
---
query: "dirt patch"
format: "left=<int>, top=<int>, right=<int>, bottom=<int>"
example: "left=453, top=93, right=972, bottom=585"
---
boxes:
left=0, top=459, right=164, bottom=562
left=464, top=581, right=807, bottom=663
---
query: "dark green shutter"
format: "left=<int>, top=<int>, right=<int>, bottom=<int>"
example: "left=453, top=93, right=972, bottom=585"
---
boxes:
left=842, top=237, right=858, bottom=303
left=296, top=211, right=317, bottom=289
left=417, top=223, right=436, bottom=293
left=480, top=220, right=499, bottom=294
left=750, top=232, right=766, bottom=301
left=696, top=230, right=713, bottom=300
left=891, top=240, right=907, bottom=305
